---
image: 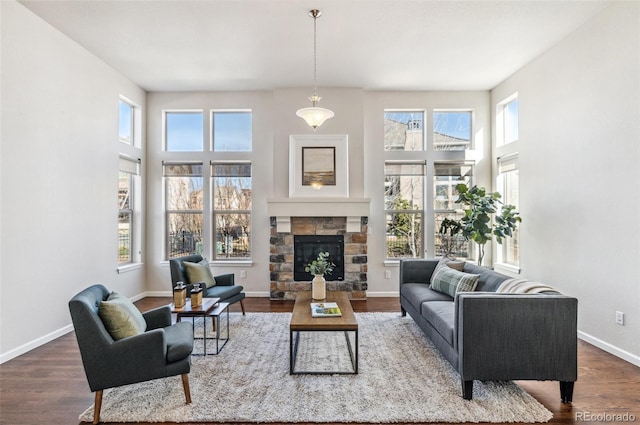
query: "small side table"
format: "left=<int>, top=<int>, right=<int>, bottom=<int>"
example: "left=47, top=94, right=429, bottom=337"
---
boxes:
left=209, top=302, right=230, bottom=354
left=170, top=297, right=220, bottom=356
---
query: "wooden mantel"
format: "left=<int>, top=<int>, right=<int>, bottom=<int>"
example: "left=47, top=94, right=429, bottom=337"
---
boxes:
left=267, top=198, right=370, bottom=232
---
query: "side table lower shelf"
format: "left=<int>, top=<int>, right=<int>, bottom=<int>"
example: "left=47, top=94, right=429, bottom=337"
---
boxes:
left=175, top=300, right=230, bottom=356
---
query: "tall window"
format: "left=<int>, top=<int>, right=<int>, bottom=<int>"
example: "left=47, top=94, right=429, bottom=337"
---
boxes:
left=212, top=111, right=252, bottom=152
left=433, top=110, right=472, bottom=151
left=162, top=109, right=253, bottom=260
left=212, top=162, right=252, bottom=259
left=118, top=157, right=139, bottom=263
left=164, top=163, right=204, bottom=258
left=165, top=111, right=204, bottom=152
left=497, top=95, right=518, bottom=146
left=497, top=155, right=519, bottom=267
left=384, top=161, right=425, bottom=258
left=119, top=100, right=134, bottom=145
left=434, top=162, right=474, bottom=260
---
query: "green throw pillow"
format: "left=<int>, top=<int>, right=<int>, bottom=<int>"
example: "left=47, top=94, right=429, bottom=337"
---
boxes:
left=184, top=260, right=216, bottom=288
left=430, top=266, right=479, bottom=298
left=98, top=292, right=147, bottom=340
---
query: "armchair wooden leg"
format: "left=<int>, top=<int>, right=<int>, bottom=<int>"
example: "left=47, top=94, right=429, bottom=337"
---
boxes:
left=93, top=390, right=103, bottom=424
left=182, top=374, right=192, bottom=404
left=240, top=299, right=246, bottom=315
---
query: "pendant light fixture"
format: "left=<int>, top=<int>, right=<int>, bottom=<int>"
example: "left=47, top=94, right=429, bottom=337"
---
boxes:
left=296, top=9, right=334, bottom=130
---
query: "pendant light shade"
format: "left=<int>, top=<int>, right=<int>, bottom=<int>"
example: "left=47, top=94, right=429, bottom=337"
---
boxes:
left=296, top=9, right=334, bottom=130
left=296, top=105, right=335, bottom=130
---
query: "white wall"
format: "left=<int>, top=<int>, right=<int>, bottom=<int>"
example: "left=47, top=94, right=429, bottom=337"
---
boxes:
left=0, top=1, right=146, bottom=362
left=491, top=2, right=640, bottom=364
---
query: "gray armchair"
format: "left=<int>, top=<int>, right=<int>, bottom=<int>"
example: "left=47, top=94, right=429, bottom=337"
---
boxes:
left=69, top=284, right=193, bottom=424
left=170, top=254, right=246, bottom=314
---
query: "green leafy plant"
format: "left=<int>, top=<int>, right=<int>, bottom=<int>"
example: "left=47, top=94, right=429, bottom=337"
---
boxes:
left=304, top=251, right=335, bottom=276
left=454, top=183, right=521, bottom=266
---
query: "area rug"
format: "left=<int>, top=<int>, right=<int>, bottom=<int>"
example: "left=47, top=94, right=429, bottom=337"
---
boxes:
left=80, top=312, right=553, bottom=423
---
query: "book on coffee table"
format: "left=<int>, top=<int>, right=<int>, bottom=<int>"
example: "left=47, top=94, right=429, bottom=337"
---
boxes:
left=310, top=302, right=342, bottom=317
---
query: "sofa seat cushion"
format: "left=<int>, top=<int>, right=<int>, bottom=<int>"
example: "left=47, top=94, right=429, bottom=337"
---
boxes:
left=164, top=321, right=194, bottom=362
left=204, top=284, right=243, bottom=300
left=420, top=301, right=455, bottom=347
left=401, top=283, right=452, bottom=312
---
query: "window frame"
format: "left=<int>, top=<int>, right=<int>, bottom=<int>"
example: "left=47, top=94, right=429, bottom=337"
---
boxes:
left=496, top=154, right=520, bottom=271
left=210, top=109, right=253, bottom=152
left=384, top=160, right=426, bottom=260
left=163, top=162, right=205, bottom=259
left=433, top=161, right=475, bottom=261
left=432, top=109, right=473, bottom=151
left=211, top=161, right=252, bottom=260
left=496, top=93, right=519, bottom=147
left=118, top=155, right=140, bottom=266
left=118, top=99, right=134, bottom=145
left=164, top=110, right=205, bottom=152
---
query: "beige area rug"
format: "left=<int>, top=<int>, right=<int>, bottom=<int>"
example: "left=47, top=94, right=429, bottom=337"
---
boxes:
left=80, top=312, right=553, bottom=423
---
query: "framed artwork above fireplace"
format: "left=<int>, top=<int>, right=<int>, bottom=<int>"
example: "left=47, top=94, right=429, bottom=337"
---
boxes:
left=289, top=134, right=349, bottom=198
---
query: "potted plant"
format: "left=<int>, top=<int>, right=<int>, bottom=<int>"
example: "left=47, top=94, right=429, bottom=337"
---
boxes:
left=305, top=251, right=335, bottom=300
left=453, top=183, right=521, bottom=266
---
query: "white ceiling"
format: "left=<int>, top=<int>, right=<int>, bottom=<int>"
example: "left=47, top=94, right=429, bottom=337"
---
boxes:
left=19, top=0, right=612, bottom=92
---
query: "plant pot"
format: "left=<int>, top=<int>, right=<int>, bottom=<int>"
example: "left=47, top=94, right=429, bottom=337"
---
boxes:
left=312, top=274, right=326, bottom=300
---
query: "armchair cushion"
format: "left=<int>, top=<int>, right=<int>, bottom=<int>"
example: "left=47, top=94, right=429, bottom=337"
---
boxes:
left=204, top=283, right=243, bottom=300
left=164, top=321, right=195, bottom=362
left=98, top=292, right=146, bottom=340
left=184, top=259, right=216, bottom=288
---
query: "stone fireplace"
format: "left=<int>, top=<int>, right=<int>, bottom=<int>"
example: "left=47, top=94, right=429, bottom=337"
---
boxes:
left=269, top=216, right=367, bottom=300
left=267, top=197, right=370, bottom=300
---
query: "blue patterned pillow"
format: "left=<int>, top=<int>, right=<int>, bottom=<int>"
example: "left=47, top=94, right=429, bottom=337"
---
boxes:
left=430, top=266, right=479, bottom=298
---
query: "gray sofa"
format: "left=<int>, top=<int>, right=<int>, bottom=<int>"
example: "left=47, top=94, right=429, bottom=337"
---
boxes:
left=399, top=258, right=577, bottom=401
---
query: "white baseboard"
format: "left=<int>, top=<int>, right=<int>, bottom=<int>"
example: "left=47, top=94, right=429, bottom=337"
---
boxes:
left=366, top=291, right=399, bottom=297
left=0, top=324, right=74, bottom=364
left=578, top=330, right=640, bottom=367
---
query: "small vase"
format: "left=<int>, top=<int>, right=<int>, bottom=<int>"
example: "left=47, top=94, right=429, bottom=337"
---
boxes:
left=312, top=274, right=326, bottom=300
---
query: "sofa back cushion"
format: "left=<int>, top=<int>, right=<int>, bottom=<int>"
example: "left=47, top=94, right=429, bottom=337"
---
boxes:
left=430, top=266, right=480, bottom=297
left=462, top=263, right=511, bottom=292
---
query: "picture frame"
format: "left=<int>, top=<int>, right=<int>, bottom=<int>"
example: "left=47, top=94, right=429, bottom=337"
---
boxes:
left=289, top=134, right=349, bottom=197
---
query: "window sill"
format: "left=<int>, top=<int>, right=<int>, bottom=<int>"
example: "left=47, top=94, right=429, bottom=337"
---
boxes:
left=383, top=260, right=401, bottom=267
left=117, top=262, right=143, bottom=274
left=494, top=262, right=521, bottom=275
left=160, top=259, right=253, bottom=267
left=210, top=260, right=253, bottom=267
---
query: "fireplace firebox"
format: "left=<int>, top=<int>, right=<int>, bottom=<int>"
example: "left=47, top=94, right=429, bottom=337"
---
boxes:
left=294, top=235, right=344, bottom=281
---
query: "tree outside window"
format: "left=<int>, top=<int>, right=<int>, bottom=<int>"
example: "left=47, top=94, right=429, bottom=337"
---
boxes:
left=212, top=162, right=252, bottom=259
left=164, top=163, right=203, bottom=258
left=384, top=161, right=424, bottom=258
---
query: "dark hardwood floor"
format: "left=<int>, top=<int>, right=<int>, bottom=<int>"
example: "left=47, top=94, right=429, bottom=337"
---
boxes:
left=1, top=297, right=638, bottom=425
